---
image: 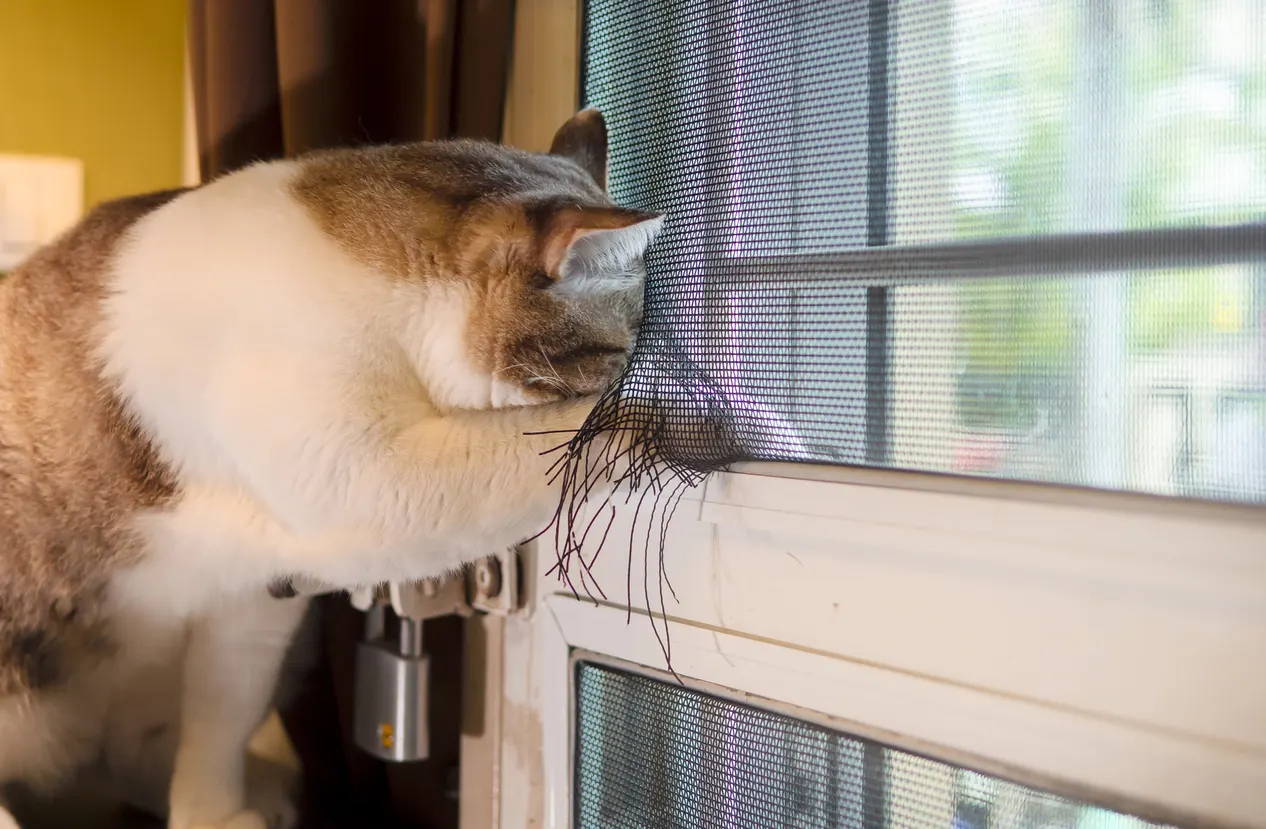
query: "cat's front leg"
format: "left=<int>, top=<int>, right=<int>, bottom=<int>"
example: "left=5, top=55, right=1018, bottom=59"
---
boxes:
left=384, top=396, right=605, bottom=548
left=168, top=591, right=307, bottom=829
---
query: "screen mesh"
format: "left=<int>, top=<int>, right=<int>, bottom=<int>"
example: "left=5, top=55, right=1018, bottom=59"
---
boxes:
left=575, top=0, right=1266, bottom=504
left=575, top=662, right=1176, bottom=829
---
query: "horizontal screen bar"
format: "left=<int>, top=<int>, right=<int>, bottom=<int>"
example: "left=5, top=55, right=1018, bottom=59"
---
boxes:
left=714, top=222, right=1266, bottom=284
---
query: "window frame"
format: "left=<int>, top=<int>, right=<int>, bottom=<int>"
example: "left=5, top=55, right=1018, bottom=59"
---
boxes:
left=499, top=467, right=1266, bottom=828
left=491, top=3, right=1266, bottom=828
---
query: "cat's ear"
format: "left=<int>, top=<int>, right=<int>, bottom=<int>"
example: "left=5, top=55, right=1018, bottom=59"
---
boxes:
left=542, top=206, right=664, bottom=294
left=550, top=109, right=609, bottom=189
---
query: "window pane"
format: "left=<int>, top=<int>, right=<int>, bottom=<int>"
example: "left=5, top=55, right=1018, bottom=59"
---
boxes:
left=697, top=267, right=1266, bottom=502
left=589, top=0, right=1266, bottom=252
left=889, top=267, right=1266, bottom=499
left=894, top=0, right=1266, bottom=245
left=583, top=0, right=1266, bottom=503
left=575, top=663, right=1175, bottom=829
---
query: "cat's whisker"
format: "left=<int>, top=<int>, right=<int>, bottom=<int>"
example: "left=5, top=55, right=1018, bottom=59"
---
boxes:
left=494, top=362, right=534, bottom=376
left=537, top=346, right=563, bottom=383
left=536, top=345, right=574, bottom=395
left=526, top=375, right=568, bottom=391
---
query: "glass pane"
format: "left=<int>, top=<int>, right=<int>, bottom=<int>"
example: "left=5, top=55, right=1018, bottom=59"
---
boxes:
left=590, top=0, right=1266, bottom=251
left=893, top=0, right=1266, bottom=245
left=575, top=662, right=1175, bottom=829
left=693, top=266, right=1266, bottom=503
left=887, top=267, right=1266, bottom=499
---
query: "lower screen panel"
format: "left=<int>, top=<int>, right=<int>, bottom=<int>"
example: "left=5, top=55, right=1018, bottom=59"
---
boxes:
left=574, top=661, right=1174, bottom=829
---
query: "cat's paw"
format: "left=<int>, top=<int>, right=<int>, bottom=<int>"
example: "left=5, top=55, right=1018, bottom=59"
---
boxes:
left=169, top=786, right=295, bottom=829
left=558, top=394, right=603, bottom=430
left=243, top=755, right=299, bottom=829
left=168, top=777, right=234, bottom=829
left=184, top=810, right=269, bottom=829
left=0, top=804, right=21, bottom=829
left=168, top=767, right=267, bottom=829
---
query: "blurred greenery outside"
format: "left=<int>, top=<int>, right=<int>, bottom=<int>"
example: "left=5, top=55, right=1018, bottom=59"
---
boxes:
left=944, top=0, right=1265, bottom=435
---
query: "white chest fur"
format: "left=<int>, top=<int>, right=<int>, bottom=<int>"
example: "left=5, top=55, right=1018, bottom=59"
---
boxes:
left=99, top=162, right=547, bottom=614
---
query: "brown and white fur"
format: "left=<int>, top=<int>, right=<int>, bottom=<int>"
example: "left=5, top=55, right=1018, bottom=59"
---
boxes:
left=0, top=110, right=659, bottom=829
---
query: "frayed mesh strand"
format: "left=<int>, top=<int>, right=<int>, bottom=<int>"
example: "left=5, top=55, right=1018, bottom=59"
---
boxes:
left=547, top=0, right=1266, bottom=658
left=539, top=332, right=744, bottom=668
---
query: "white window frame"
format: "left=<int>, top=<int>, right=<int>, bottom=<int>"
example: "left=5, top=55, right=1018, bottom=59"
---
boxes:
left=488, top=3, right=1266, bottom=829
left=496, top=466, right=1266, bottom=829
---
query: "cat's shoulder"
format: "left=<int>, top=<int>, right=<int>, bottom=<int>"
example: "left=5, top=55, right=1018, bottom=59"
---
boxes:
left=35, top=187, right=191, bottom=261
left=2, top=188, right=192, bottom=309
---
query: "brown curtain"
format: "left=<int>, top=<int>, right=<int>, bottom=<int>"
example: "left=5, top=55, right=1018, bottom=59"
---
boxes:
left=188, top=0, right=514, bottom=178
left=187, top=2, right=516, bottom=827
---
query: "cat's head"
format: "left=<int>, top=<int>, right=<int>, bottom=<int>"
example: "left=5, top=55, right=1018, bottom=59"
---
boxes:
left=292, top=109, right=663, bottom=408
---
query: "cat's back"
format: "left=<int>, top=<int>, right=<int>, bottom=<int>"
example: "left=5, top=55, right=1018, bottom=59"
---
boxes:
left=0, top=190, right=183, bottom=696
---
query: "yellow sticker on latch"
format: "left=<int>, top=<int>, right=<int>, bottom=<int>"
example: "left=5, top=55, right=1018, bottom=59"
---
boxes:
left=378, top=723, right=395, bottom=749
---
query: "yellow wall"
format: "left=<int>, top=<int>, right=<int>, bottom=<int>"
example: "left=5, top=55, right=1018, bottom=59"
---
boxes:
left=0, top=1, right=186, bottom=207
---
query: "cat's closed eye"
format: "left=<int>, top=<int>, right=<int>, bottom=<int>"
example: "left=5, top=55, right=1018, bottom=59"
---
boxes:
left=552, top=344, right=628, bottom=362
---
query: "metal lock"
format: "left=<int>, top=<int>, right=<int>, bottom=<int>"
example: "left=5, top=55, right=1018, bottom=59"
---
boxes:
left=353, top=603, right=430, bottom=762
left=348, top=557, right=519, bottom=764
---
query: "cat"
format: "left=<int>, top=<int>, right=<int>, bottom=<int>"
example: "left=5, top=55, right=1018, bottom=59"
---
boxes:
left=0, top=108, right=661, bottom=829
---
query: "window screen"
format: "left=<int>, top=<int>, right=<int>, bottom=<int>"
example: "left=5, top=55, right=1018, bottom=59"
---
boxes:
left=580, top=0, right=1266, bottom=503
left=575, top=662, right=1176, bottom=829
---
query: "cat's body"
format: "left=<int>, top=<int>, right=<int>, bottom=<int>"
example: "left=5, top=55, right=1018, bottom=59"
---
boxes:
left=0, top=111, right=658, bottom=829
